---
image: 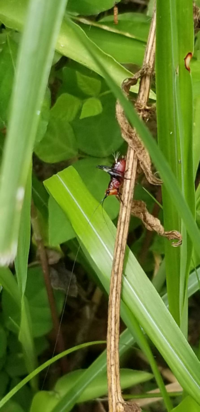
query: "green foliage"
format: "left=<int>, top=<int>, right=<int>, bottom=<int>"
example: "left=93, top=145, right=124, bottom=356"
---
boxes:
left=0, top=0, right=200, bottom=411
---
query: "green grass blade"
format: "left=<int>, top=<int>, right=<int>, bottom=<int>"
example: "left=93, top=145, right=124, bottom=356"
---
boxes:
left=30, top=370, right=152, bottom=412
left=0, top=0, right=68, bottom=265
left=14, top=168, right=37, bottom=383
left=19, top=296, right=37, bottom=389
left=156, top=0, right=195, bottom=330
left=57, top=265, right=200, bottom=412
left=15, top=167, right=31, bottom=295
left=0, top=341, right=104, bottom=409
left=0, top=267, right=21, bottom=305
left=44, top=166, right=200, bottom=403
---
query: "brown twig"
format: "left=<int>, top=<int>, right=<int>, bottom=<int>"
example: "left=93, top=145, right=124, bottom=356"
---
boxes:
left=31, top=201, right=67, bottom=374
left=138, top=188, right=162, bottom=266
left=107, top=10, right=157, bottom=412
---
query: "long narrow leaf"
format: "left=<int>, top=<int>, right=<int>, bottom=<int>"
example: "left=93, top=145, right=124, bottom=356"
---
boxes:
left=0, top=0, right=68, bottom=264
left=44, top=167, right=200, bottom=404
left=156, top=0, right=194, bottom=331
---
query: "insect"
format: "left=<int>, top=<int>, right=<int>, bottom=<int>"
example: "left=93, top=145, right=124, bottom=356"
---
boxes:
left=97, top=155, right=126, bottom=200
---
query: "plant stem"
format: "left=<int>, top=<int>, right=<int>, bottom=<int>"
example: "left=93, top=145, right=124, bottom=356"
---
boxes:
left=31, top=201, right=67, bottom=374
left=107, top=10, right=157, bottom=412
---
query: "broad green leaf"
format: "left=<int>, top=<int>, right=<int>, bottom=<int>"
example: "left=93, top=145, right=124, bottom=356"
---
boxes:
left=0, top=0, right=69, bottom=264
left=44, top=166, right=200, bottom=404
left=35, top=92, right=80, bottom=162
left=99, top=12, right=150, bottom=41
left=73, top=157, right=120, bottom=220
left=80, top=97, right=102, bottom=119
left=72, top=93, right=123, bottom=156
left=0, top=0, right=156, bottom=99
left=67, top=0, right=120, bottom=16
left=80, top=23, right=145, bottom=66
left=48, top=157, right=120, bottom=246
left=2, top=267, right=64, bottom=338
left=30, top=369, right=152, bottom=412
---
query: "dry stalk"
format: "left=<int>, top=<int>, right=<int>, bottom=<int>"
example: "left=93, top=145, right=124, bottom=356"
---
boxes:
left=107, top=10, right=156, bottom=412
left=107, top=6, right=182, bottom=409
left=31, top=201, right=67, bottom=374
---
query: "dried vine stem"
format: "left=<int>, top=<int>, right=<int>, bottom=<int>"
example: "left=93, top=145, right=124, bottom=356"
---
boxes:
left=107, top=11, right=156, bottom=412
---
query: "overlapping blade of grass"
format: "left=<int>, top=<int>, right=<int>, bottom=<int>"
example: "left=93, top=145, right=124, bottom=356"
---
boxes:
left=1, top=262, right=200, bottom=410
left=44, top=167, right=200, bottom=404
left=14, top=168, right=37, bottom=384
left=0, top=0, right=68, bottom=265
left=156, top=1, right=194, bottom=329
left=15, top=168, right=31, bottom=295
left=0, top=0, right=155, bottom=99
left=0, top=341, right=104, bottom=409
left=43, top=266, right=200, bottom=412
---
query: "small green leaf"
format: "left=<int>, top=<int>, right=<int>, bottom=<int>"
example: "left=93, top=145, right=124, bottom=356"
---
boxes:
left=30, top=368, right=152, bottom=412
left=51, top=93, right=81, bottom=121
left=80, top=97, right=102, bottom=119
left=35, top=117, right=77, bottom=163
left=76, top=71, right=101, bottom=96
left=73, top=93, right=123, bottom=156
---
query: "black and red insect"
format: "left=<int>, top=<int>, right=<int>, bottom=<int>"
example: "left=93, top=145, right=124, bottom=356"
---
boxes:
left=97, top=154, right=126, bottom=201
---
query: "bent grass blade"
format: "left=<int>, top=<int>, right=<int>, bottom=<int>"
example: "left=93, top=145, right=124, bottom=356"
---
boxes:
left=44, top=166, right=200, bottom=404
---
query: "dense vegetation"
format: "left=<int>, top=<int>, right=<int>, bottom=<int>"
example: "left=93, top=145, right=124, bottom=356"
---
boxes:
left=0, top=0, right=200, bottom=411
